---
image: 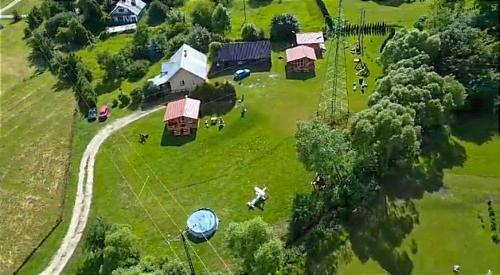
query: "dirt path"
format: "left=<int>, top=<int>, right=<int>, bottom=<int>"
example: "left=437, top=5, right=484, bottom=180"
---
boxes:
left=41, top=107, right=162, bottom=275
left=0, top=0, right=23, bottom=14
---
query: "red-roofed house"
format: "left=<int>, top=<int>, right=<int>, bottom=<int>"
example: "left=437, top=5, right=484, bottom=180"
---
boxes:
left=286, top=46, right=317, bottom=73
left=296, top=32, right=325, bottom=57
left=164, top=97, right=201, bottom=136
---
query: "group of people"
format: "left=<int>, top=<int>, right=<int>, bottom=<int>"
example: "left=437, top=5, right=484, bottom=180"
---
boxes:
left=353, top=78, right=368, bottom=94
left=205, top=117, right=226, bottom=131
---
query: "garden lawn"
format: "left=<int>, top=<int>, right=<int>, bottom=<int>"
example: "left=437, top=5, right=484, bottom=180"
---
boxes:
left=75, top=50, right=332, bottom=272
left=0, top=20, right=75, bottom=274
left=224, top=0, right=325, bottom=40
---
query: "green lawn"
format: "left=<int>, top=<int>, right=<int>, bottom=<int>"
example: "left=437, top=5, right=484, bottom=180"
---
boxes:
left=67, top=49, right=336, bottom=272
left=0, top=20, right=75, bottom=274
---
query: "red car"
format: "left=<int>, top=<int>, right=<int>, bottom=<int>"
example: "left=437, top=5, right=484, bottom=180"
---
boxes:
left=98, top=105, right=109, bottom=121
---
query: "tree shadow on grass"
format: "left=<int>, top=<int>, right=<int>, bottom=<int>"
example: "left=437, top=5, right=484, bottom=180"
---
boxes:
left=285, top=70, right=316, bottom=80
left=248, top=0, right=273, bottom=8
left=451, top=111, right=498, bottom=145
left=200, top=100, right=236, bottom=116
left=160, top=127, right=196, bottom=147
left=369, top=0, right=415, bottom=7
left=95, top=78, right=122, bottom=96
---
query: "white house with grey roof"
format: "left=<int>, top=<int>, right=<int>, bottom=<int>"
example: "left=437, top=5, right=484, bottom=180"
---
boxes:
left=110, top=0, right=146, bottom=26
left=149, top=44, right=208, bottom=93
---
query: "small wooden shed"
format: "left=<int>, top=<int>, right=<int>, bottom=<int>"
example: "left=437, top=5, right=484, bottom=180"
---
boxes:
left=164, top=97, right=201, bottom=136
left=296, top=32, right=325, bottom=58
left=286, top=46, right=317, bottom=73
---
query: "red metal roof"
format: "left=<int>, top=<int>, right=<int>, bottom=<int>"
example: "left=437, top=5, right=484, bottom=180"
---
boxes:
left=164, top=97, right=201, bottom=121
left=296, top=32, right=324, bottom=45
left=286, top=46, right=317, bottom=62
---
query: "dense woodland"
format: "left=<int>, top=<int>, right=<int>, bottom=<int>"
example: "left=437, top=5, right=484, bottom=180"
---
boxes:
left=20, top=0, right=499, bottom=274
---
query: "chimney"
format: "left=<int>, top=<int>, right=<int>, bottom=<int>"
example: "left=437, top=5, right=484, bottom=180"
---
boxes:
left=184, top=50, right=187, bottom=58
left=131, top=0, right=136, bottom=6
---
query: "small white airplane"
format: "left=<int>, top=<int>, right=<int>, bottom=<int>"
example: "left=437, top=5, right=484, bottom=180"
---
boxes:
left=247, top=186, right=267, bottom=209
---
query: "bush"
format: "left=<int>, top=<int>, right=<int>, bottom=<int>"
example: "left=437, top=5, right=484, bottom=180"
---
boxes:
left=186, top=25, right=213, bottom=53
left=127, top=60, right=150, bottom=80
left=190, top=81, right=236, bottom=103
left=190, top=0, right=214, bottom=30
left=241, top=23, right=265, bottom=41
left=208, top=41, right=222, bottom=61
left=45, top=11, right=76, bottom=37
left=148, top=0, right=169, bottom=25
left=129, top=88, right=144, bottom=109
left=270, top=13, right=300, bottom=42
left=12, top=10, right=22, bottom=22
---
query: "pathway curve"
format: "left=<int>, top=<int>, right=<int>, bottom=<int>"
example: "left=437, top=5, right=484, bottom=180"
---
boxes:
left=0, top=0, right=23, bottom=14
left=41, top=106, right=162, bottom=275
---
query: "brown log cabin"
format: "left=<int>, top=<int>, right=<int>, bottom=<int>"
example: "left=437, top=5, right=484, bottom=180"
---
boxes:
left=164, top=97, right=201, bottom=136
left=286, top=46, right=317, bottom=73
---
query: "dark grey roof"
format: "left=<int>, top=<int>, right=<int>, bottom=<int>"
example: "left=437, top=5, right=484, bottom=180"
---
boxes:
left=215, top=41, right=271, bottom=62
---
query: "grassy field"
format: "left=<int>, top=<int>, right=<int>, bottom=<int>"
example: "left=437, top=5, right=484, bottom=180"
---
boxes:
left=66, top=47, right=338, bottom=272
left=0, top=20, right=75, bottom=274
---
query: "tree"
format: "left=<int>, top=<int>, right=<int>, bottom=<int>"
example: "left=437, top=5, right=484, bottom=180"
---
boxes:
left=53, top=52, right=92, bottom=85
left=44, top=11, right=76, bottom=37
left=241, top=23, right=264, bottom=41
left=102, top=226, right=141, bottom=274
left=148, top=0, right=169, bottom=25
left=131, top=24, right=150, bottom=59
left=161, top=0, right=186, bottom=8
left=56, top=18, right=93, bottom=46
left=211, top=4, right=231, bottom=34
left=224, top=217, right=285, bottom=274
left=27, top=30, right=55, bottom=64
left=185, top=25, right=213, bottom=53
left=26, top=6, right=44, bottom=30
left=270, top=13, right=300, bottom=42
left=190, top=0, right=214, bottom=30
left=208, top=41, right=222, bottom=61
left=165, top=8, right=186, bottom=25
left=78, top=0, right=109, bottom=33
left=368, top=65, right=466, bottom=129
left=296, top=120, right=358, bottom=184
left=349, top=99, right=420, bottom=172
left=97, top=51, right=129, bottom=80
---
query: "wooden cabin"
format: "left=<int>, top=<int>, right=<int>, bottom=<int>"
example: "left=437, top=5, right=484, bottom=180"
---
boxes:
left=286, top=46, right=317, bottom=73
left=213, top=41, right=272, bottom=72
left=164, top=97, right=201, bottom=136
left=296, top=32, right=325, bottom=58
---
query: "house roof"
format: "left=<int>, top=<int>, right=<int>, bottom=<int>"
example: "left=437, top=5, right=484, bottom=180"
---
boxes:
left=215, top=41, right=271, bottom=63
left=113, top=0, right=146, bottom=16
left=106, top=23, right=137, bottom=34
left=286, top=46, right=317, bottom=62
left=149, top=44, right=208, bottom=86
left=296, top=32, right=324, bottom=45
left=164, top=97, right=201, bottom=121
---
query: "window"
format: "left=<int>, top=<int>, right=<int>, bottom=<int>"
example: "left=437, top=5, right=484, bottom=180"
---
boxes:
left=180, top=80, right=185, bottom=86
left=118, top=8, right=124, bottom=13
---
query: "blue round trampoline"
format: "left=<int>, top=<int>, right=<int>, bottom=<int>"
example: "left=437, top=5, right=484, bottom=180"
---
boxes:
left=186, top=208, right=219, bottom=241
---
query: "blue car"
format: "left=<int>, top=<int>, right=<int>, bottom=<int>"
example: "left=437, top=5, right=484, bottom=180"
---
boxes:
left=233, top=69, right=251, bottom=81
left=87, top=107, right=97, bottom=122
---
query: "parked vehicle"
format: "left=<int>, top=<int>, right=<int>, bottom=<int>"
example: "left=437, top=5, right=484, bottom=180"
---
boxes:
left=98, top=105, right=110, bottom=121
left=87, top=107, right=97, bottom=121
left=233, top=69, right=251, bottom=81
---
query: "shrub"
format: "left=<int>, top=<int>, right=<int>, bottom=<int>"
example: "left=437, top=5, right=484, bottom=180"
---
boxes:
left=129, top=88, right=144, bottom=109
left=241, top=23, right=265, bottom=41
left=270, top=13, right=300, bottom=42
left=45, top=11, right=76, bottom=37
left=185, top=25, right=213, bottom=53
left=127, top=60, right=150, bottom=80
left=208, top=41, right=222, bottom=61
left=148, top=0, right=169, bottom=25
left=12, top=10, right=22, bottom=22
left=190, top=81, right=236, bottom=103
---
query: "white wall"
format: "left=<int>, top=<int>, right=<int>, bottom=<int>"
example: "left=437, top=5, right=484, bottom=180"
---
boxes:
left=169, top=69, right=206, bottom=92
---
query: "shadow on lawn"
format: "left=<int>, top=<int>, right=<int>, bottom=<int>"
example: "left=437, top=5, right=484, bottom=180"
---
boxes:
left=451, top=111, right=499, bottom=145
left=160, top=127, right=196, bottom=147
left=370, top=0, right=413, bottom=7
left=343, top=130, right=467, bottom=274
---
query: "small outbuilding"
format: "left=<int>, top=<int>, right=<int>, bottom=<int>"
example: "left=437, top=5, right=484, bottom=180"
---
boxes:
left=110, top=0, right=146, bottom=26
left=286, top=45, right=317, bottom=73
left=296, top=32, right=325, bottom=57
left=213, top=41, right=271, bottom=72
left=164, top=97, right=201, bottom=136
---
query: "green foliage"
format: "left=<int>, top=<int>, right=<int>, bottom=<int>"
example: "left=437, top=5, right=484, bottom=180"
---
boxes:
left=26, top=6, right=44, bottom=30
left=97, top=51, right=129, bottom=80
left=129, top=88, right=144, bottom=109
left=224, top=217, right=285, bottom=274
left=369, top=65, right=466, bottom=129
left=148, top=0, right=169, bottom=25
left=165, top=8, right=186, bottom=25
left=241, top=23, right=265, bottom=41
left=296, top=120, right=357, bottom=183
left=27, top=30, right=55, bottom=64
left=208, top=41, right=222, bottom=61
left=44, top=11, right=76, bottom=37
left=78, top=0, right=109, bottom=33
left=102, top=227, right=141, bottom=274
left=270, top=13, right=300, bottom=42
left=190, top=81, right=236, bottom=103
left=160, top=0, right=186, bottom=7
left=211, top=4, right=231, bottom=34
left=40, top=0, right=69, bottom=19
left=190, top=0, right=215, bottom=30
left=130, top=24, right=151, bottom=59
left=55, top=18, right=94, bottom=46
left=127, top=60, right=150, bottom=80
left=54, top=52, right=92, bottom=85
left=185, top=25, right=213, bottom=53
left=84, top=217, right=113, bottom=253
left=350, top=99, right=420, bottom=172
